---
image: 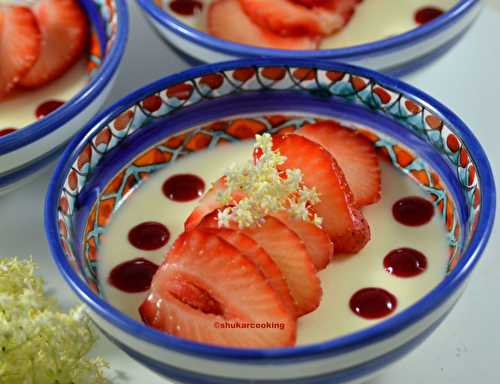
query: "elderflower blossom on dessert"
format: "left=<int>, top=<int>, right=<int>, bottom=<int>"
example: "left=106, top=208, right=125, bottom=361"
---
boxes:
left=216, top=133, right=323, bottom=229
left=0, top=257, right=108, bottom=384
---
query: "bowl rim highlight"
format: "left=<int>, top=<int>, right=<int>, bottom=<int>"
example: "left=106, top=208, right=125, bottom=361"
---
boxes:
left=45, top=58, right=495, bottom=362
left=136, top=0, right=478, bottom=60
left=0, top=0, right=129, bottom=155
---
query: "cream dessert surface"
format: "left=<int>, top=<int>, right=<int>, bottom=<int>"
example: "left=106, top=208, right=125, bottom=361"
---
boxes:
left=164, top=0, right=458, bottom=49
left=0, top=59, right=88, bottom=130
left=98, top=135, right=449, bottom=345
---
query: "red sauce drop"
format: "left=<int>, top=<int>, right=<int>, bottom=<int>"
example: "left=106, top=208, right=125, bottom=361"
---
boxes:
left=0, top=127, right=17, bottom=137
left=350, top=288, right=397, bottom=319
left=36, top=100, right=64, bottom=119
left=392, top=196, right=434, bottom=226
left=415, top=7, right=444, bottom=25
left=128, top=222, right=170, bottom=250
left=108, top=258, right=159, bottom=293
left=169, top=0, right=203, bottom=16
left=384, top=247, right=427, bottom=277
left=163, top=174, right=205, bottom=202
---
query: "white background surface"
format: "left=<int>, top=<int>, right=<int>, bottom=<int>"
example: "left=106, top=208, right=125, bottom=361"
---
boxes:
left=1, top=1, right=499, bottom=382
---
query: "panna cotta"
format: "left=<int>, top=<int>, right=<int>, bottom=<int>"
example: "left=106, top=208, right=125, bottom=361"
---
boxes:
left=96, top=117, right=449, bottom=345
left=159, top=0, right=457, bottom=50
left=0, top=59, right=88, bottom=134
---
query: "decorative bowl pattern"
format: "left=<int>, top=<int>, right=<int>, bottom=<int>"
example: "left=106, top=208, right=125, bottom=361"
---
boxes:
left=0, top=0, right=128, bottom=195
left=136, top=0, right=481, bottom=75
left=46, top=59, right=495, bottom=384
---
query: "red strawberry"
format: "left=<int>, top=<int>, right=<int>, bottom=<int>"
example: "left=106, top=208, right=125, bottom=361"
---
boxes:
left=165, top=277, right=224, bottom=315
left=271, top=210, right=333, bottom=270
left=332, top=208, right=370, bottom=254
left=140, top=230, right=296, bottom=348
left=0, top=5, right=40, bottom=99
left=200, top=222, right=296, bottom=314
left=186, top=176, right=333, bottom=270
left=242, top=216, right=322, bottom=316
left=185, top=177, right=245, bottom=232
left=20, top=0, right=88, bottom=88
left=187, top=184, right=333, bottom=271
left=275, top=134, right=370, bottom=254
left=296, top=121, right=381, bottom=207
left=208, top=0, right=319, bottom=50
left=199, top=213, right=321, bottom=316
left=240, top=0, right=359, bottom=37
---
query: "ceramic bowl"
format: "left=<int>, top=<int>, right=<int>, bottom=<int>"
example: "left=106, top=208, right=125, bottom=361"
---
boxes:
left=0, top=0, right=128, bottom=195
left=136, top=0, right=481, bottom=75
left=46, top=59, right=495, bottom=384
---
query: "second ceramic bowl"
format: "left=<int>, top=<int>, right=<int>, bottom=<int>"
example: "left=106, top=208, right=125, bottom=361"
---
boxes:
left=137, top=0, right=481, bottom=74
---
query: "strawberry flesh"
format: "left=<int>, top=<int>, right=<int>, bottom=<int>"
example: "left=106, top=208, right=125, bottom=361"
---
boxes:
left=240, top=0, right=359, bottom=37
left=296, top=121, right=381, bottom=207
left=185, top=176, right=245, bottom=232
left=271, top=210, right=333, bottom=269
left=241, top=216, right=322, bottom=316
left=200, top=223, right=296, bottom=315
left=208, top=0, right=319, bottom=50
left=167, top=277, right=224, bottom=315
left=20, top=0, right=88, bottom=88
left=140, top=230, right=296, bottom=348
left=274, top=134, right=370, bottom=254
left=199, top=213, right=321, bottom=317
left=0, top=5, right=40, bottom=99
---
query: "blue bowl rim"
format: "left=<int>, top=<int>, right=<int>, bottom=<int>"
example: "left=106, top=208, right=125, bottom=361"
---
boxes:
left=0, top=0, right=129, bottom=156
left=136, top=0, right=479, bottom=60
left=46, top=58, right=496, bottom=362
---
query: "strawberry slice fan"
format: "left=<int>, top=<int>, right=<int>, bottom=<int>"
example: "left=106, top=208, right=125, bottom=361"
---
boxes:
left=141, top=122, right=382, bottom=348
left=140, top=229, right=297, bottom=348
left=208, top=0, right=360, bottom=50
left=0, top=0, right=88, bottom=98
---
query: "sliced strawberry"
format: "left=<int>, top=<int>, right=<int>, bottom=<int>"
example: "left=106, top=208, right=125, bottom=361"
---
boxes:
left=188, top=184, right=333, bottom=270
left=0, top=5, right=40, bottom=98
left=185, top=177, right=245, bottom=232
left=240, top=0, right=359, bottom=37
left=331, top=208, right=370, bottom=254
left=200, top=213, right=321, bottom=316
left=296, top=121, right=381, bottom=207
left=166, top=277, right=224, bottom=315
left=208, top=0, right=319, bottom=50
left=20, top=0, right=88, bottom=88
left=275, top=134, right=370, bottom=254
left=140, top=230, right=296, bottom=348
left=187, top=176, right=333, bottom=271
left=242, top=216, right=322, bottom=316
left=271, top=210, right=333, bottom=270
left=200, top=223, right=296, bottom=315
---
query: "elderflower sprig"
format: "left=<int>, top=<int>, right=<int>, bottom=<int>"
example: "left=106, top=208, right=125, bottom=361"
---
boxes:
left=0, top=257, right=108, bottom=384
left=216, top=133, right=322, bottom=228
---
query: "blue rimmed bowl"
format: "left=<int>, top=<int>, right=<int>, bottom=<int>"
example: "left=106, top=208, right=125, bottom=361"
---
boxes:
left=46, top=59, right=495, bottom=384
left=0, top=0, right=128, bottom=195
left=136, top=0, right=481, bottom=75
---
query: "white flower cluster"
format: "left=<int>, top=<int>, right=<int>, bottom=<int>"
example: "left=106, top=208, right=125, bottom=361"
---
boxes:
left=217, top=133, right=322, bottom=229
left=0, top=257, right=108, bottom=384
